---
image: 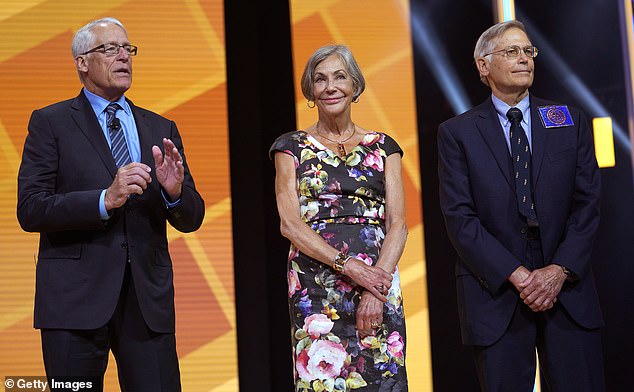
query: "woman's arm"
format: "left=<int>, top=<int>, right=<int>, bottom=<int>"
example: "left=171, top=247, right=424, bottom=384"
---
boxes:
left=356, top=153, right=408, bottom=337
left=375, top=153, right=408, bottom=273
left=274, top=152, right=392, bottom=301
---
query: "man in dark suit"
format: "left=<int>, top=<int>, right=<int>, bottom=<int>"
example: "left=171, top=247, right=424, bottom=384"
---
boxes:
left=438, top=20, right=604, bottom=391
left=17, top=17, right=204, bottom=391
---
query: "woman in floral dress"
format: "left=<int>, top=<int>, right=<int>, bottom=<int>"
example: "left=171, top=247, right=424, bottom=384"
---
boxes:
left=270, top=45, right=408, bottom=391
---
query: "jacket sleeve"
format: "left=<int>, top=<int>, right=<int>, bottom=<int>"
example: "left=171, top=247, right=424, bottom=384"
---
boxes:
left=163, top=120, right=205, bottom=233
left=437, top=122, right=522, bottom=293
left=17, top=109, right=105, bottom=233
left=550, top=110, right=600, bottom=278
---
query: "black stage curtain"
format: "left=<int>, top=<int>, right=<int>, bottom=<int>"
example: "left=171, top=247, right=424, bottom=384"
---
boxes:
left=225, top=0, right=296, bottom=390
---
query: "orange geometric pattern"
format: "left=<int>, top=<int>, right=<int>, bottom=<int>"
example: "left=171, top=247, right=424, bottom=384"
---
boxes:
left=0, top=1, right=236, bottom=391
left=290, top=0, right=433, bottom=390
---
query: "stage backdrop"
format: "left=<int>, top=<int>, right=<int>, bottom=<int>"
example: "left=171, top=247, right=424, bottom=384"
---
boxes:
left=289, top=0, right=433, bottom=390
left=0, top=1, right=237, bottom=391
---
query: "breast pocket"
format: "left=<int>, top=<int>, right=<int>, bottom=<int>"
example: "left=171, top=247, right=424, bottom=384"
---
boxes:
left=547, top=129, right=577, bottom=163
left=548, top=146, right=576, bottom=163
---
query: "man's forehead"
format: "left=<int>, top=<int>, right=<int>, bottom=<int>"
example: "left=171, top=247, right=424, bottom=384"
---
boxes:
left=497, top=28, right=530, bottom=43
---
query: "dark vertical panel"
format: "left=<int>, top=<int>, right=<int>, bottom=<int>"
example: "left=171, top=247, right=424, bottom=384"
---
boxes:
left=225, top=1, right=296, bottom=390
left=411, top=1, right=492, bottom=390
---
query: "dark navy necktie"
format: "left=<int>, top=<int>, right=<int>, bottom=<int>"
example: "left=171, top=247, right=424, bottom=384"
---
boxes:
left=507, top=107, right=537, bottom=222
left=106, top=103, right=131, bottom=168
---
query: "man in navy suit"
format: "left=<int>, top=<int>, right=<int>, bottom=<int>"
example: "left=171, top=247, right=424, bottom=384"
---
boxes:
left=17, top=17, right=204, bottom=391
left=438, top=20, right=604, bottom=391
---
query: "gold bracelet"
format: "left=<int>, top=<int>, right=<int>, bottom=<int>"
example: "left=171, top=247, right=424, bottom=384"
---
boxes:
left=332, top=252, right=349, bottom=273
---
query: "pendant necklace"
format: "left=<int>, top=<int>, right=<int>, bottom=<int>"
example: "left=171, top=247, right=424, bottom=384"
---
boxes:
left=317, top=125, right=356, bottom=158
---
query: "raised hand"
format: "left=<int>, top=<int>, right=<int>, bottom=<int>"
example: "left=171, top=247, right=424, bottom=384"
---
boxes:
left=105, top=162, right=152, bottom=210
left=152, top=138, right=184, bottom=200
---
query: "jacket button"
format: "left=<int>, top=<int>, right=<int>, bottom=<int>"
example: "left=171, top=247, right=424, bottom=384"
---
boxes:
left=121, top=242, right=128, bottom=249
left=520, top=227, right=527, bottom=234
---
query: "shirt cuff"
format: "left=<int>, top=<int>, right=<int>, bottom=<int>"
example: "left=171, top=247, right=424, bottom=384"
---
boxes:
left=99, top=189, right=111, bottom=220
left=161, top=188, right=182, bottom=209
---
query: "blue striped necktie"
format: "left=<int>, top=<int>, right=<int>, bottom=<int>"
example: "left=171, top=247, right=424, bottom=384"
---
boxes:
left=106, top=103, right=131, bottom=168
left=507, top=107, right=537, bottom=223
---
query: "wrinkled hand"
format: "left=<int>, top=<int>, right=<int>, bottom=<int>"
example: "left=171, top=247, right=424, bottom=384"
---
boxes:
left=152, top=138, right=184, bottom=200
left=356, top=291, right=384, bottom=338
left=517, top=264, right=566, bottom=312
left=105, top=162, right=152, bottom=210
left=344, top=259, right=392, bottom=302
left=508, top=265, right=531, bottom=292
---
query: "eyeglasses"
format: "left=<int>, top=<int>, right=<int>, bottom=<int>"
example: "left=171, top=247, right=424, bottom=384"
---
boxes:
left=483, top=45, right=538, bottom=59
left=81, top=43, right=138, bottom=57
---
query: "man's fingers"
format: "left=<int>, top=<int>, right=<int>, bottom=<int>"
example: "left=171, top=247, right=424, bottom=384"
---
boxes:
left=152, top=145, right=164, bottom=164
left=121, top=161, right=151, bottom=172
left=162, top=139, right=182, bottom=159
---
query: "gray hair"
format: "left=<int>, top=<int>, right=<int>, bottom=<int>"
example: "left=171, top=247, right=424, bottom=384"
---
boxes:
left=473, top=20, right=530, bottom=85
left=301, top=45, right=366, bottom=102
left=72, top=17, right=126, bottom=58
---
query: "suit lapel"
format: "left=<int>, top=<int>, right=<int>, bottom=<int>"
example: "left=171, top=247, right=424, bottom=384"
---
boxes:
left=70, top=91, right=118, bottom=177
left=530, top=96, right=548, bottom=185
left=475, top=98, right=513, bottom=187
left=127, top=99, right=155, bottom=169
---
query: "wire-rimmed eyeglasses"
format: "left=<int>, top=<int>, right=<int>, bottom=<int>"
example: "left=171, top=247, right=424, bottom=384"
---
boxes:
left=483, top=45, right=538, bottom=59
left=81, top=43, right=138, bottom=57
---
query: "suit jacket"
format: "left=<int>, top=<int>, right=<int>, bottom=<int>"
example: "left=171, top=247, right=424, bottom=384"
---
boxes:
left=17, top=90, right=205, bottom=333
left=437, top=95, right=603, bottom=346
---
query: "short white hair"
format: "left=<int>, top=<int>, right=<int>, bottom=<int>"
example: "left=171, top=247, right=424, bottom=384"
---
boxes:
left=473, top=20, right=530, bottom=86
left=300, top=45, right=366, bottom=102
left=72, top=17, right=126, bottom=58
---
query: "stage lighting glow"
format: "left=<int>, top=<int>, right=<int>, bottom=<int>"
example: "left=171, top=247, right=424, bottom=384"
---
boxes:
left=520, top=17, right=631, bottom=153
left=593, top=117, right=617, bottom=168
left=411, top=14, right=472, bottom=115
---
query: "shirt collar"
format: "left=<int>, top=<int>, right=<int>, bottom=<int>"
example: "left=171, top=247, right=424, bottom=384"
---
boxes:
left=491, top=92, right=530, bottom=126
left=83, top=88, right=130, bottom=116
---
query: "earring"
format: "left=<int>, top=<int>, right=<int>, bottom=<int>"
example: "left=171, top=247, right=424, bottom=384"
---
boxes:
left=306, top=100, right=315, bottom=108
left=352, top=96, right=360, bottom=103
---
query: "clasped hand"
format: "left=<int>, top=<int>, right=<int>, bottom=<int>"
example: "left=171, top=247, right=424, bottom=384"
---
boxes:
left=344, top=258, right=392, bottom=302
left=510, top=265, right=567, bottom=312
left=105, top=138, right=184, bottom=210
left=356, top=291, right=384, bottom=338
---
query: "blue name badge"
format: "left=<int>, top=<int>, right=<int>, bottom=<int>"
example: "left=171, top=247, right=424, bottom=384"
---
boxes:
left=537, top=105, right=574, bottom=128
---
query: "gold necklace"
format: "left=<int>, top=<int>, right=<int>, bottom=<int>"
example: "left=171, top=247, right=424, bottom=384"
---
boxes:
left=317, top=126, right=356, bottom=158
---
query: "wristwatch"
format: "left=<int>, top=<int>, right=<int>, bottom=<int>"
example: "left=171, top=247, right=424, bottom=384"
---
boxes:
left=559, top=265, right=571, bottom=276
left=332, top=252, right=349, bottom=273
left=558, top=264, right=576, bottom=282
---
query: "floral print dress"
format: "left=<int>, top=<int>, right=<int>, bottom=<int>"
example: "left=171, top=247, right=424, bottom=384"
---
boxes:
left=270, top=131, right=408, bottom=391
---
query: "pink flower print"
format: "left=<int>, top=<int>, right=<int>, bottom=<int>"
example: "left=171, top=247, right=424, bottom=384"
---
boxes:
left=288, top=269, right=301, bottom=298
left=355, top=253, right=374, bottom=266
left=296, top=339, right=347, bottom=382
left=359, top=334, right=379, bottom=350
left=387, top=331, right=405, bottom=359
left=357, top=356, right=366, bottom=373
left=359, top=133, right=381, bottom=147
left=287, top=246, right=299, bottom=262
left=335, top=277, right=354, bottom=293
left=283, top=150, right=299, bottom=169
left=303, top=314, right=334, bottom=338
left=362, top=149, right=384, bottom=171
